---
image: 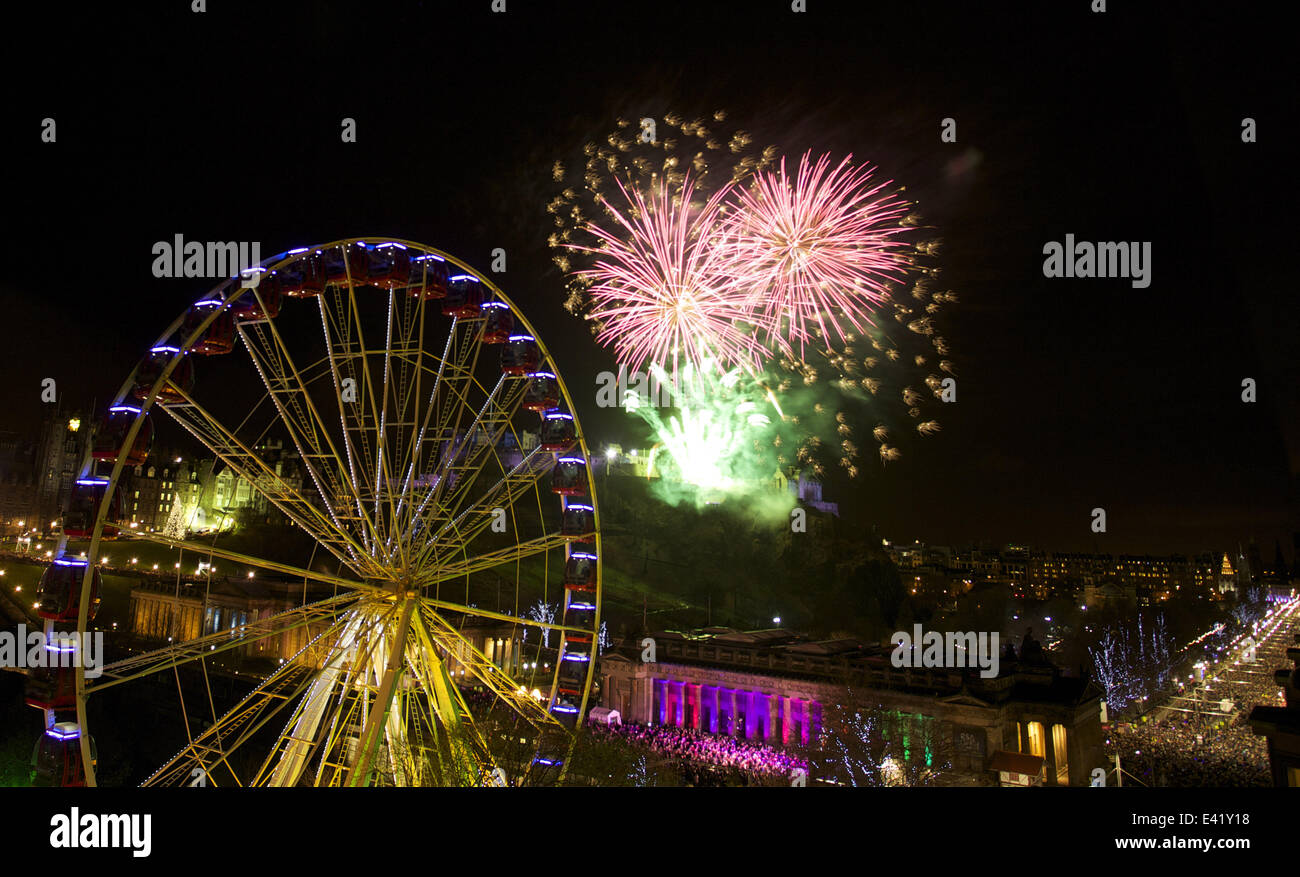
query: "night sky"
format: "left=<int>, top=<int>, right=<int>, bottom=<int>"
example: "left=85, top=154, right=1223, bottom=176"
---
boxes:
left=2, top=1, right=1293, bottom=556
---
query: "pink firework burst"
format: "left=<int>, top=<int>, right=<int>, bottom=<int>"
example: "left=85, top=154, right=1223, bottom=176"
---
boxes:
left=574, top=174, right=773, bottom=376
left=719, top=151, right=913, bottom=356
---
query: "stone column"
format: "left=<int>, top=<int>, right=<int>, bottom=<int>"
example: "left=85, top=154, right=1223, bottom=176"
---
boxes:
left=1045, top=723, right=1058, bottom=786
left=642, top=673, right=654, bottom=724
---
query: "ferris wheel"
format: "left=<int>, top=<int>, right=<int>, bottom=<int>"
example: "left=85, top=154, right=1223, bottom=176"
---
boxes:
left=31, top=237, right=602, bottom=787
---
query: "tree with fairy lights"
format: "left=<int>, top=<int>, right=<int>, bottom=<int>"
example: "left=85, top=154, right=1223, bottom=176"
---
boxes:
left=798, top=673, right=955, bottom=786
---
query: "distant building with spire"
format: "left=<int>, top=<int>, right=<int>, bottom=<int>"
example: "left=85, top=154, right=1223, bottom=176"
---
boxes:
left=1217, top=548, right=1253, bottom=597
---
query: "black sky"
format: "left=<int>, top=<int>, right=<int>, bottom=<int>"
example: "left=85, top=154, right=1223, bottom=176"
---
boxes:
left=2, top=1, right=1294, bottom=556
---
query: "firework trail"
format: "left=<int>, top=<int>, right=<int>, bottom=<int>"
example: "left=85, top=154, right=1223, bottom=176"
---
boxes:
left=718, top=151, right=914, bottom=358
left=574, top=174, right=773, bottom=377
left=625, top=359, right=774, bottom=493
left=550, top=110, right=776, bottom=315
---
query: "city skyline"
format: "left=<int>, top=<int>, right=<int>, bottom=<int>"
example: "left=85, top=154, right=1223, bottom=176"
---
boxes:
left=4, top=401, right=1296, bottom=559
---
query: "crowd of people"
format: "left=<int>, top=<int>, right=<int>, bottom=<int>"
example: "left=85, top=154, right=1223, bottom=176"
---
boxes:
left=1106, top=717, right=1269, bottom=787
left=1104, top=611, right=1293, bottom=787
left=588, top=720, right=806, bottom=783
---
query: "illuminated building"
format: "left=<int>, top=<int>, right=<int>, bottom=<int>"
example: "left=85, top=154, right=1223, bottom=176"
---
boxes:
left=885, top=542, right=1222, bottom=603
left=35, top=407, right=93, bottom=526
left=128, top=577, right=337, bottom=665
left=600, top=627, right=1104, bottom=785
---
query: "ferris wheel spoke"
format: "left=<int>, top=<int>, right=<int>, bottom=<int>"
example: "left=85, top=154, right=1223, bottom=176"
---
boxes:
left=88, top=592, right=362, bottom=694
left=403, top=374, right=527, bottom=544
left=236, top=320, right=384, bottom=554
left=390, top=305, right=452, bottom=541
left=378, top=289, right=428, bottom=570
left=383, top=696, right=419, bottom=787
left=155, top=387, right=390, bottom=581
left=417, top=604, right=562, bottom=732
left=257, top=602, right=398, bottom=787
left=344, top=597, right=417, bottom=787
left=417, top=531, right=570, bottom=589
left=143, top=670, right=318, bottom=784
left=375, top=288, right=441, bottom=569
left=405, top=610, right=500, bottom=782
left=410, top=447, right=554, bottom=570
left=369, top=289, right=402, bottom=560
left=301, top=649, right=378, bottom=788
left=400, top=320, right=486, bottom=532
left=430, top=375, right=531, bottom=520
left=128, top=530, right=377, bottom=594
left=318, top=287, right=389, bottom=556
left=421, top=597, right=585, bottom=637
left=318, top=604, right=407, bottom=787
left=140, top=646, right=327, bottom=787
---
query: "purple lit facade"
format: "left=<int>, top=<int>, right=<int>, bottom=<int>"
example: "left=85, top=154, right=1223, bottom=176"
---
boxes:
left=651, top=679, right=822, bottom=746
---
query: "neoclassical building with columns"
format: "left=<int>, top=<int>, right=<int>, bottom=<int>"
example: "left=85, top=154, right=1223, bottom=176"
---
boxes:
left=599, top=627, right=1105, bottom=786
